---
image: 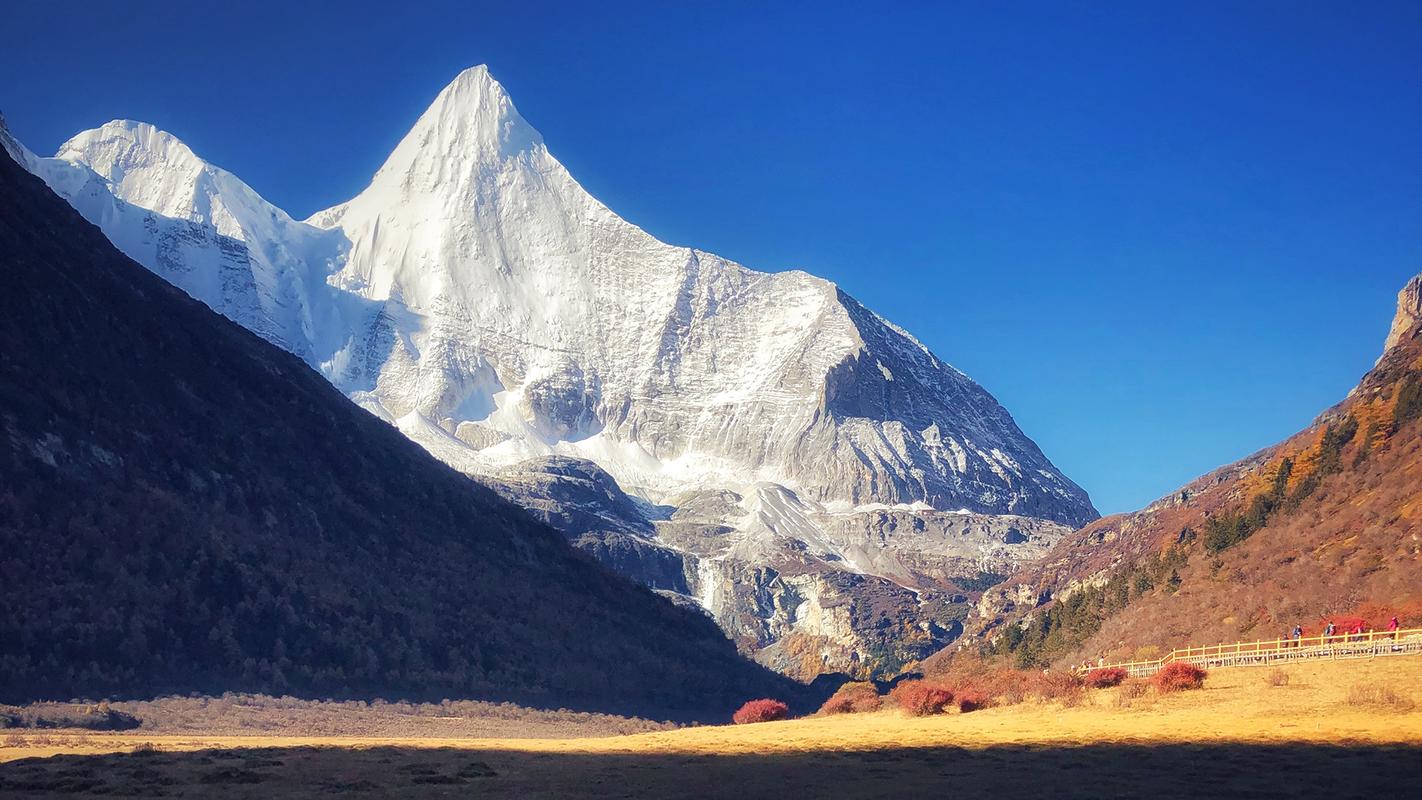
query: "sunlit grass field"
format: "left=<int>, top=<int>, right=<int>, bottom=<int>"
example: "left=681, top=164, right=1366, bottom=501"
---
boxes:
left=3, top=657, right=1420, bottom=798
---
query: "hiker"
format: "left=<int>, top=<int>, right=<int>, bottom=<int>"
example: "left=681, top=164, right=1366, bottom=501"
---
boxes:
left=1292, top=625, right=1303, bottom=647
left=1389, top=615, right=1401, bottom=645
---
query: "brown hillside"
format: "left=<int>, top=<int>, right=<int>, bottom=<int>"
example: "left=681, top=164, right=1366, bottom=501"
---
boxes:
left=947, top=273, right=1422, bottom=669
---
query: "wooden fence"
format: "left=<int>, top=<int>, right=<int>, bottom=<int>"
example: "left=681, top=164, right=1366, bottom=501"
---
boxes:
left=1086, top=627, right=1422, bottom=678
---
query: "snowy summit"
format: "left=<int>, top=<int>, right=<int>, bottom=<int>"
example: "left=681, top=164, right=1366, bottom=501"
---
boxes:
left=6, top=67, right=1097, bottom=675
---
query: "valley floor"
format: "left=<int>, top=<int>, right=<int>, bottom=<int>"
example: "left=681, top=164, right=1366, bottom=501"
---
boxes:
left=3, top=658, right=1421, bottom=798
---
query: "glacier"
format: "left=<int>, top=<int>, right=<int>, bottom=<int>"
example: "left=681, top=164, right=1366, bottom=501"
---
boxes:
left=3, top=66, right=1096, bottom=677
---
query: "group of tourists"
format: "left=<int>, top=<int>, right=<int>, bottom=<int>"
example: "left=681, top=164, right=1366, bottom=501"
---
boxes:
left=1298, top=615, right=1403, bottom=646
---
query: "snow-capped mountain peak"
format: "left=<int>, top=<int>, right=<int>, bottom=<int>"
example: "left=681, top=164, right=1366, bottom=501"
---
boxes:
left=310, top=66, right=542, bottom=227
left=16, top=66, right=1096, bottom=526
left=55, top=120, right=300, bottom=239
left=12, top=67, right=1097, bottom=676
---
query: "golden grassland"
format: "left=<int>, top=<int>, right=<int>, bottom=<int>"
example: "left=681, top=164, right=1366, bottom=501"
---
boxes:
left=3, top=657, right=1421, bottom=798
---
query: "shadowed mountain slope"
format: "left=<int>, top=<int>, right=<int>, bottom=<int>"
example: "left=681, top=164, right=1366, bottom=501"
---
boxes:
left=0, top=148, right=803, bottom=716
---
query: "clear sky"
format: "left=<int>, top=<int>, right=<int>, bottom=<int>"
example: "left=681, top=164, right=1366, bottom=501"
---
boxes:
left=4, top=1, right=1419, bottom=514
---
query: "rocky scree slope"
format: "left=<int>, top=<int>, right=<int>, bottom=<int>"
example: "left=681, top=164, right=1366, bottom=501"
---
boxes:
left=3, top=67, right=1095, bottom=678
left=0, top=147, right=804, bottom=716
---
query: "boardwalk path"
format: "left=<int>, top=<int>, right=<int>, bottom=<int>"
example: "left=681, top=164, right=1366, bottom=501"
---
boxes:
left=1094, top=627, right=1422, bottom=677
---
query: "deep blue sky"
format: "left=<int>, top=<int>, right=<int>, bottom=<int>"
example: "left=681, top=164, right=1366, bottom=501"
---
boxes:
left=4, top=1, right=1419, bottom=513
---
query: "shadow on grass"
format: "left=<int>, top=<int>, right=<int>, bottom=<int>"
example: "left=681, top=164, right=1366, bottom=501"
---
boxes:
left=2, top=741, right=1419, bottom=798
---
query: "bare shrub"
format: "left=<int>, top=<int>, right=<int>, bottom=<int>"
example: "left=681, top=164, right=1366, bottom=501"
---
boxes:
left=1265, top=669, right=1290, bottom=687
left=1113, top=678, right=1149, bottom=710
left=1346, top=684, right=1415, bottom=712
left=953, top=668, right=1030, bottom=707
left=993, top=673, right=1028, bottom=706
left=1030, top=671, right=1085, bottom=705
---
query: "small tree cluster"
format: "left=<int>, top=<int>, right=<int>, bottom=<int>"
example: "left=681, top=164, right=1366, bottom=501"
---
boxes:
left=1395, top=375, right=1422, bottom=428
left=732, top=698, right=789, bottom=725
left=989, top=542, right=1189, bottom=668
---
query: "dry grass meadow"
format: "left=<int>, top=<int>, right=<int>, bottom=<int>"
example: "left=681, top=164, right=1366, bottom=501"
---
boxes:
left=3, top=657, right=1421, bottom=798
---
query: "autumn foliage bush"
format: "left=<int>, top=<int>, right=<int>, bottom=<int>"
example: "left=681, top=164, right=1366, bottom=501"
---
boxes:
left=732, top=699, right=789, bottom=725
left=817, top=682, right=881, bottom=715
left=890, top=680, right=955, bottom=717
left=1151, top=662, right=1207, bottom=693
left=954, top=689, right=990, bottom=713
left=1084, top=667, right=1128, bottom=689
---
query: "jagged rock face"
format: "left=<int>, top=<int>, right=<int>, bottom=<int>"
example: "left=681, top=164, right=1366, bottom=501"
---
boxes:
left=5, top=68, right=1093, bottom=676
left=488, top=454, right=1066, bottom=678
left=1384, top=274, right=1422, bottom=356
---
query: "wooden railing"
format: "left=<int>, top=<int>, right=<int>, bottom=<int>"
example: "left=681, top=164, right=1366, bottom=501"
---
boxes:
left=1084, top=628, right=1422, bottom=678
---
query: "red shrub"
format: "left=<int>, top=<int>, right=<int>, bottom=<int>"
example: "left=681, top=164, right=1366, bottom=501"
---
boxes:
left=890, top=680, right=955, bottom=717
left=1085, top=667, right=1128, bottom=689
left=732, top=698, right=789, bottom=724
left=1152, top=662, right=1207, bottom=693
left=817, top=682, right=881, bottom=715
left=955, top=689, right=990, bottom=713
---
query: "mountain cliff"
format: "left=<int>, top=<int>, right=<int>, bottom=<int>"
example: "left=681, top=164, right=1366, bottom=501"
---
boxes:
left=5, top=66, right=1095, bottom=676
left=0, top=145, right=802, bottom=715
left=954, top=272, right=1422, bottom=669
